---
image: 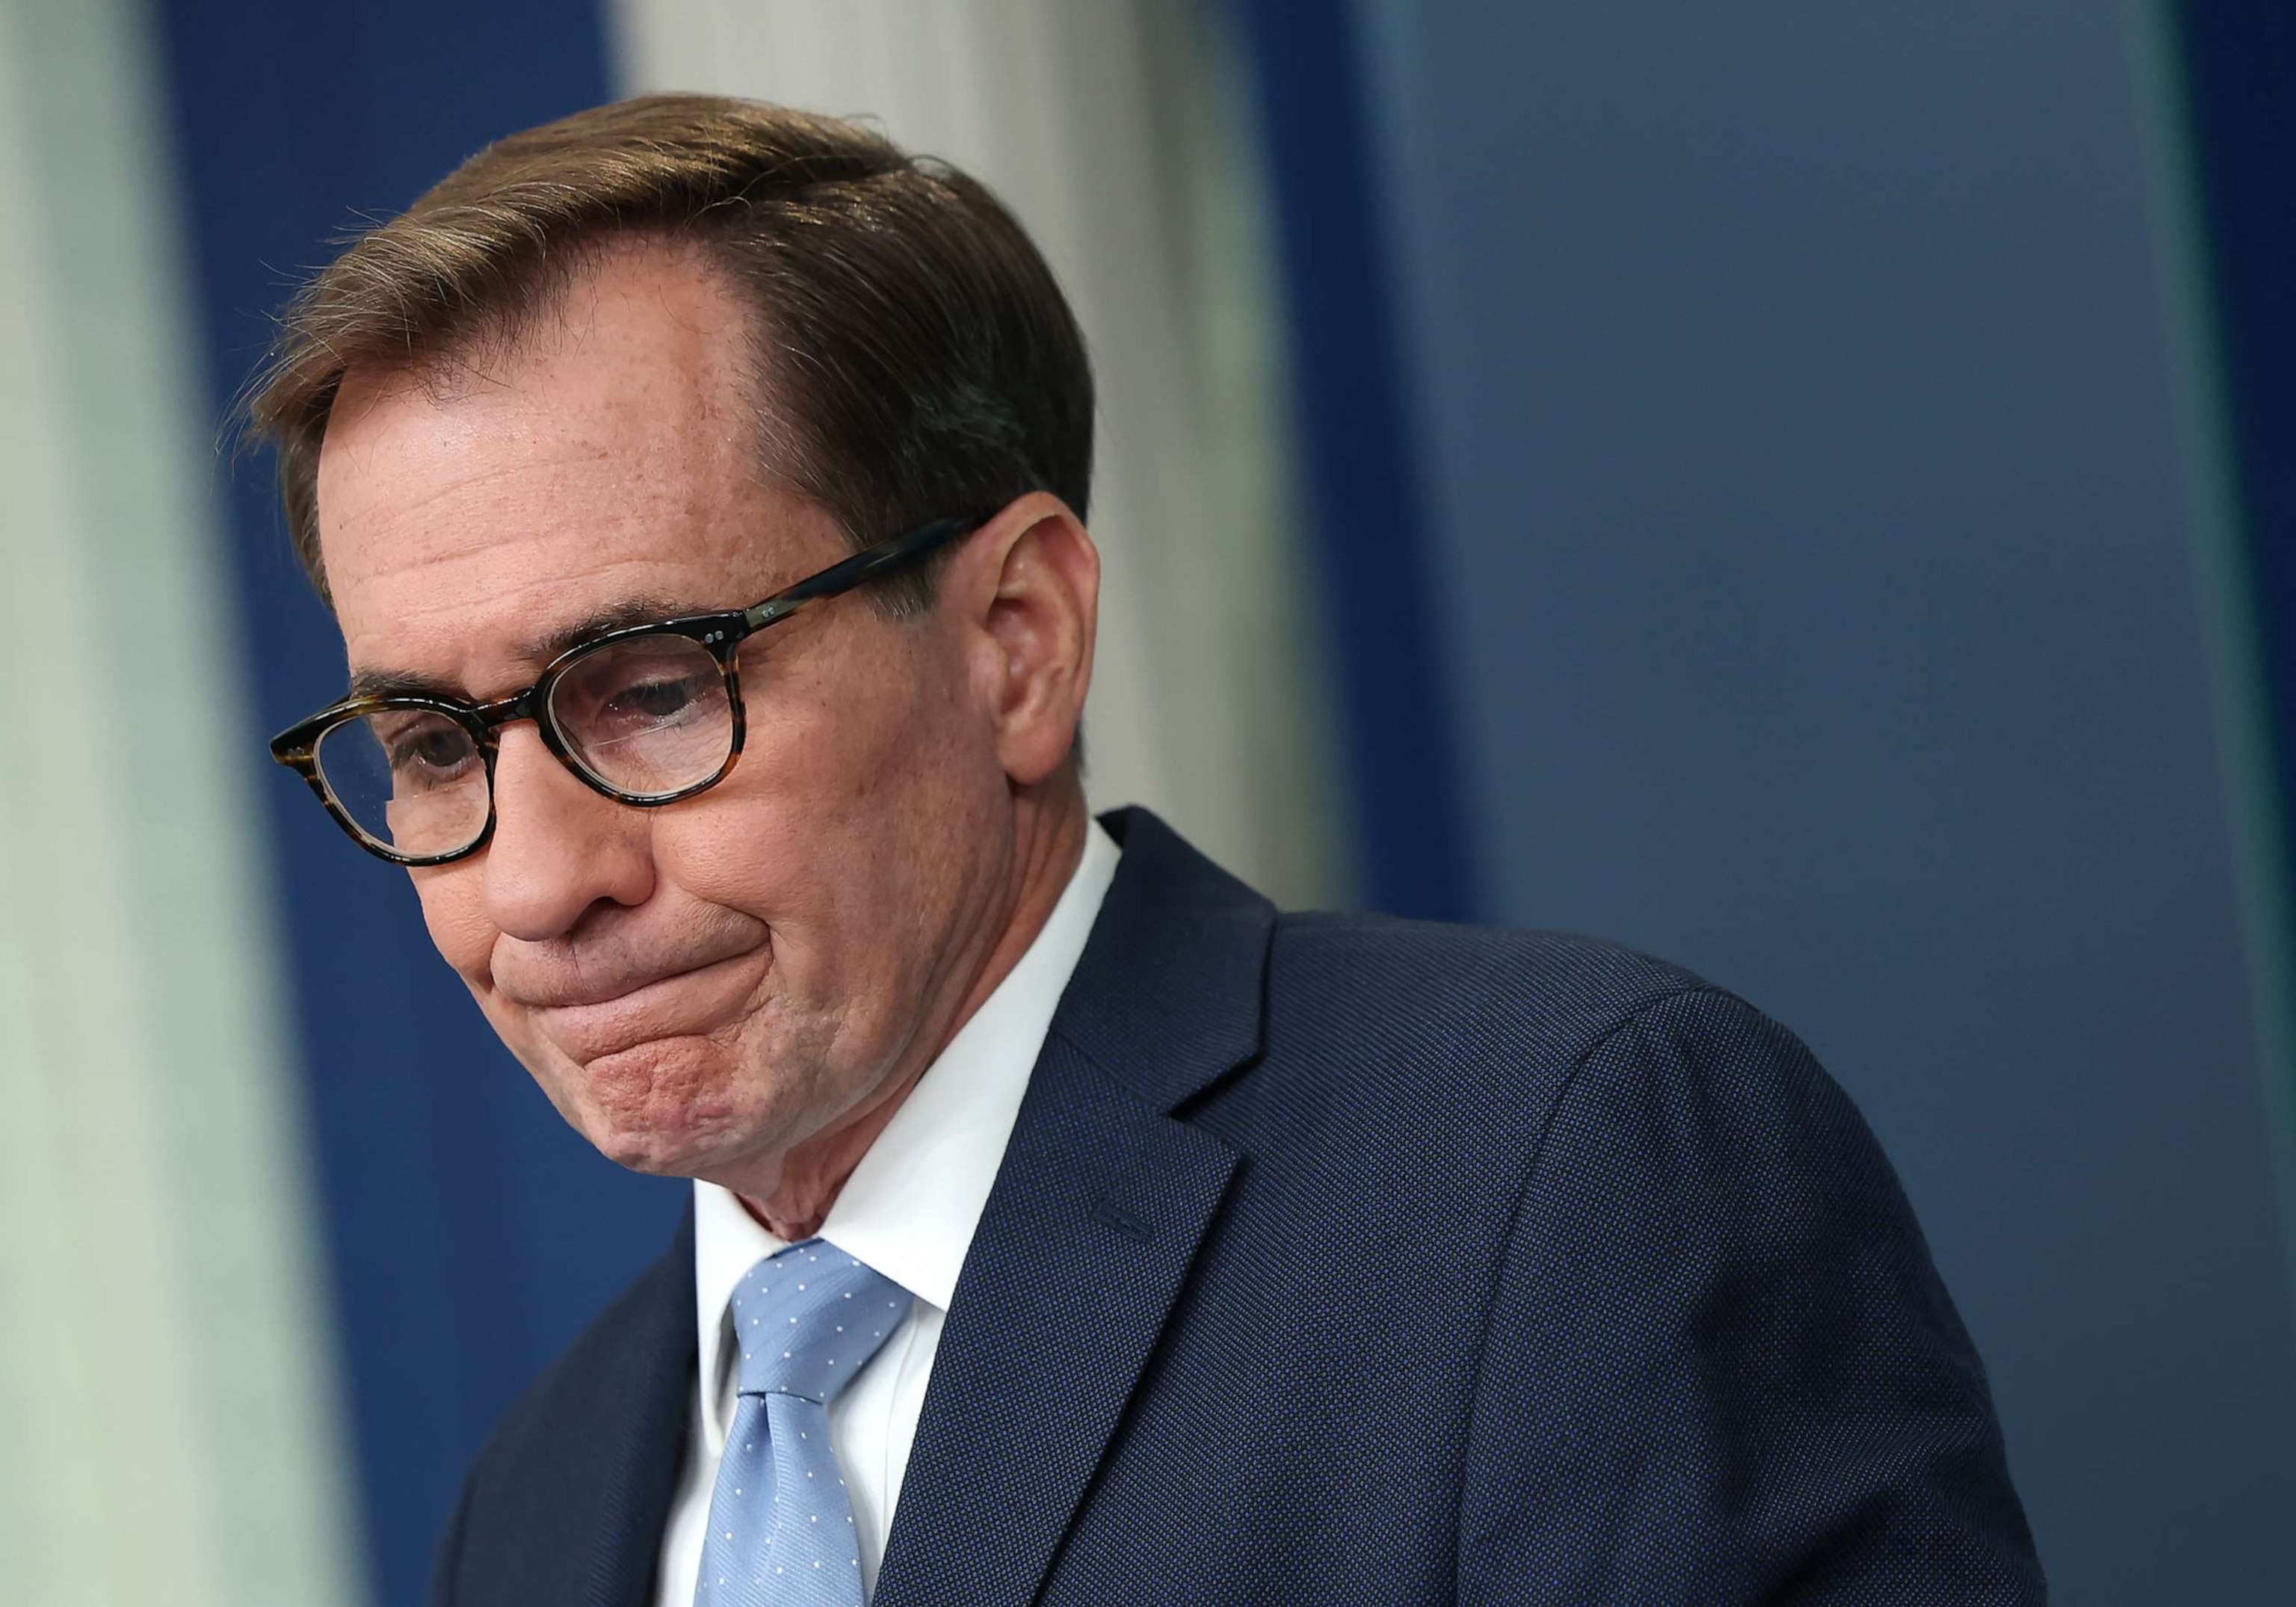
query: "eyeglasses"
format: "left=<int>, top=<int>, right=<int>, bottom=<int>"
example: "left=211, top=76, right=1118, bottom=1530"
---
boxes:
left=271, top=515, right=980, bottom=866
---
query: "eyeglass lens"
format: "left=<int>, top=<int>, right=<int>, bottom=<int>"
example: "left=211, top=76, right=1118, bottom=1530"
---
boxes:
left=313, top=633, right=737, bottom=858
left=316, top=709, right=490, bottom=859
left=546, top=634, right=734, bottom=798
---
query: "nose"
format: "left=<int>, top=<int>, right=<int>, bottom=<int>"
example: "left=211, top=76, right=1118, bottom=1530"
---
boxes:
left=481, top=724, right=656, bottom=941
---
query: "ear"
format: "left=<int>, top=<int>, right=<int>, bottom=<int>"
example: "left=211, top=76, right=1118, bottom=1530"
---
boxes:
left=946, top=491, right=1099, bottom=787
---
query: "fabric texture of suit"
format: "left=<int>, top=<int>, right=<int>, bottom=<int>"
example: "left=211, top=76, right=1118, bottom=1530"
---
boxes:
left=430, top=807, right=2045, bottom=1605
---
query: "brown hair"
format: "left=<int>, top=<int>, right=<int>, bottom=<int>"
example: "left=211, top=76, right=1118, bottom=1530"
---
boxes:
left=242, top=93, right=1095, bottom=610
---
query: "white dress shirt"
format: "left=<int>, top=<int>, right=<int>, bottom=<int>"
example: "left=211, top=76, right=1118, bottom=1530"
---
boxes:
left=654, top=820, right=1120, bottom=1606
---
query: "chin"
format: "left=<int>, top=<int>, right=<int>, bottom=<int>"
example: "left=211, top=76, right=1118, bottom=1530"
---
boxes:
left=574, top=1108, right=712, bottom=1175
left=556, top=1035, right=786, bottom=1179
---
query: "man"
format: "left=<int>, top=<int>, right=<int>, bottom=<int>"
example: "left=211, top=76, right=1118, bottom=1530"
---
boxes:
left=252, top=95, right=2043, bottom=1604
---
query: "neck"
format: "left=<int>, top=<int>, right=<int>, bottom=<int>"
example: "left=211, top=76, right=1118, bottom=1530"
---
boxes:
left=742, top=780, right=1091, bottom=1241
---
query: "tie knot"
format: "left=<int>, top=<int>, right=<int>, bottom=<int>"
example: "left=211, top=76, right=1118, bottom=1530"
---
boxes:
left=725, top=1241, right=911, bottom=1405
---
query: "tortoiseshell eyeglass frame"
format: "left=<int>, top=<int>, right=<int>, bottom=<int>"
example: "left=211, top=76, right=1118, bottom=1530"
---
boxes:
left=269, top=514, right=983, bottom=868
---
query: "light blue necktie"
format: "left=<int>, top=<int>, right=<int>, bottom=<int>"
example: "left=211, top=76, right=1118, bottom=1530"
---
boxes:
left=695, top=1241, right=913, bottom=1606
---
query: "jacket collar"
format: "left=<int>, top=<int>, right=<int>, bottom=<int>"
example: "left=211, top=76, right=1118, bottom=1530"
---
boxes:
left=871, top=806, right=1271, bottom=1606
left=1049, top=804, right=1275, bottom=1111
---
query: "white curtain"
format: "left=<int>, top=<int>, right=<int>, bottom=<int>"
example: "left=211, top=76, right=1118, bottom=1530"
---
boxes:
left=0, top=1, right=362, bottom=1602
left=606, top=0, right=1349, bottom=907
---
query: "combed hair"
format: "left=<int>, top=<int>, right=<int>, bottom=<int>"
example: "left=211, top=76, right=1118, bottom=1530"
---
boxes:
left=242, top=93, right=1095, bottom=611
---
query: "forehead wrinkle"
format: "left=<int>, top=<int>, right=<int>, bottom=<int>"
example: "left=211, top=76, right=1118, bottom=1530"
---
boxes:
left=322, top=360, right=735, bottom=581
left=343, top=549, right=661, bottom=664
left=324, top=458, right=604, bottom=579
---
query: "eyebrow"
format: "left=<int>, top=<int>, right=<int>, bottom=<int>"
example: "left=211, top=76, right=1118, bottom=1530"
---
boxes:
left=345, top=593, right=726, bottom=702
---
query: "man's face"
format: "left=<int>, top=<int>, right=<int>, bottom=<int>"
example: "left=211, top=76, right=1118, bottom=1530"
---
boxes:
left=315, top=244, right=1019, bottom=1190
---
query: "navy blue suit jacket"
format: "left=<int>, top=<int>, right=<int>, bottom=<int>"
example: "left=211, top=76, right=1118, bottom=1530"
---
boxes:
left=431, top=807, right=2043, bottom=1604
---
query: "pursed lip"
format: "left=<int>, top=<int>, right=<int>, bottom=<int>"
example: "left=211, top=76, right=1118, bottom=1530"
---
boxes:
left=513, top=946, right=772, bottom=1059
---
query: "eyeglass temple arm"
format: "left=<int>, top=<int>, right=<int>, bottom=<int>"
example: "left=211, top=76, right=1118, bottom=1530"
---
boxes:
left=742, top=516, right=979, bottom=631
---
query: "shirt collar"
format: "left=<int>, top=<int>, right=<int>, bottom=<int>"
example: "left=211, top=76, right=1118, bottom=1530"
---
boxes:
left=692, top=819, right=1122, bottom=1416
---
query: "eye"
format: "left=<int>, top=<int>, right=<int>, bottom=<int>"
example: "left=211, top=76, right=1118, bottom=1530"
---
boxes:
left=552, top=635, right=726, bottom=740
left=602, top=672, right=711, bottom=724
left=374, top=717, right=478, bottom=784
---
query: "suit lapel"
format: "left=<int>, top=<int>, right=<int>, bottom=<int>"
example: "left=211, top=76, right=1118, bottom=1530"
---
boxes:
left=872, top=808, right=1272, bottom=1607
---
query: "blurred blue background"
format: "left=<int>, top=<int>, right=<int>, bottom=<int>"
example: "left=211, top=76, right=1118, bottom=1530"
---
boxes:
left=1, top=1, right=2290, bottom=1603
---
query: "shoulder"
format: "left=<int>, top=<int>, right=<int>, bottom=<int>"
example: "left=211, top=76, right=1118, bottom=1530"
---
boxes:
left=1270, top=910, right=1714, bottom=1031
left=1240, top=913, right=1902, bottom=1254
left=1261, top=909, right=1762, bottom=1110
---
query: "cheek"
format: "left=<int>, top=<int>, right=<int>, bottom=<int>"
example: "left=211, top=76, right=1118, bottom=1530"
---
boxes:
left=649, top=652, right=989, bottom=959
left=655, top=821, right=809, bottom=942
left=410, top=865, right=498, bottom=982
left=676, top=638, right=928, bottom=869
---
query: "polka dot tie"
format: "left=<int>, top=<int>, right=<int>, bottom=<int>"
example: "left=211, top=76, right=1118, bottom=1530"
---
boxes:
left=694, top=1241, right=913, bottom=1606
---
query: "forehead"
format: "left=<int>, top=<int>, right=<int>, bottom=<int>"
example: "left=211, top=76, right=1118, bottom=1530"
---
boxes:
left=314, top=244, right=824, bottom=692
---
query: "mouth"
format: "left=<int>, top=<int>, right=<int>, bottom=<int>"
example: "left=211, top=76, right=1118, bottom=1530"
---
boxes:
left=520, top=946, right=772, bottom=1063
